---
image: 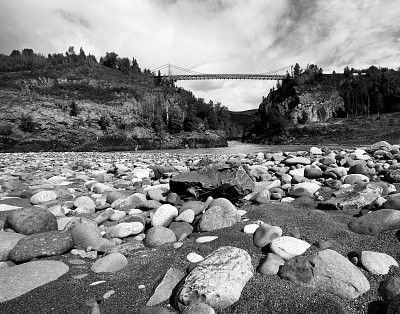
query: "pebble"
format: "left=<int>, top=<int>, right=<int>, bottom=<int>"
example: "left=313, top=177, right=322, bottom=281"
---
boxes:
left=186, top=252, right=204, bottom=263
left=270, top=236, right=311, bottom=260
left=195, top=236, right=219, bottom=243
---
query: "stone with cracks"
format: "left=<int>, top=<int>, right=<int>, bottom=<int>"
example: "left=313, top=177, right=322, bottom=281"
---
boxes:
left=170, top=164, right=254, bottom=199
left=279, top=249, right=370, bottom=299
left=173, top=246, right=253, bottom=311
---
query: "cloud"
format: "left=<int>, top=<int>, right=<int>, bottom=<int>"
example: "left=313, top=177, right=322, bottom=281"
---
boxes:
left=0, top=0, right=400, bottom=111
left=55, top=10, right=91, bottom=28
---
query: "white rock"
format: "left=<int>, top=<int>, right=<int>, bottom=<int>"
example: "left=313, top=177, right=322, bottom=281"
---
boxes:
left=107, top=222, right=144, bottom=238
left=151, top=204, right=178, bottom=227
left=243, top=224, right=260, bottom=234
left=270, top=236, right=311, bottom=260
left=175, top=209, right=195, bottom=224
left=195, top=236, right=219, bottom=243
left=281, top=197, right=295, bottom=203
left=293, top=182, right=321, bottom=195
left=187, top=252, right=204, bottom=263
left=310, top=147, right=323, bottom=155
left=30, top=190, right=57, bottom=205
left=109, top=210, right=126, bottom=221
left=289, top=168, right=305, bottom=177
left=361, top=251, right=399, bottom=275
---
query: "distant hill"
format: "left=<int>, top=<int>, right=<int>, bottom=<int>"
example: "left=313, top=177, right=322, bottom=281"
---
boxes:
left=0, top=47, right=248, bottom=151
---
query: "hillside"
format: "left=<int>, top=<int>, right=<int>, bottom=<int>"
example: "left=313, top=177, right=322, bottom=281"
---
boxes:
left=0, top=48, right=246, bottom=152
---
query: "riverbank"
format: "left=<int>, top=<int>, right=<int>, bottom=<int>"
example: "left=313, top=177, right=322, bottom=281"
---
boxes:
left=0, top=141, right=400, bottom=313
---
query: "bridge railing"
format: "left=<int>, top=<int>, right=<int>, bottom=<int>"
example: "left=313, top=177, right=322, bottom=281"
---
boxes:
left=162, top=73, right=287, bottom=81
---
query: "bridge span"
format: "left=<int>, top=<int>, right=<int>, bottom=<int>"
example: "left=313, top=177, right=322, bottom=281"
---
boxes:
left=151, top=64, right=292, bottom=81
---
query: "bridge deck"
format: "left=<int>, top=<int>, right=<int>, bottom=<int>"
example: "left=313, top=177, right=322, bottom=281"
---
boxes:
left=161, top=74, right=287, bottom=81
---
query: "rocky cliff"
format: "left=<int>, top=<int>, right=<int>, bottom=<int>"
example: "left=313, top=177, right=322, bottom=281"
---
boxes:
left=259, top=86, right=345, bottom=124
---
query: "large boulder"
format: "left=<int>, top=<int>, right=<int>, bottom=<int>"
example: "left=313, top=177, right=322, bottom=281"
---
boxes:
left=199, top=199, right=241, bottom=232
left=173, top=246, right=253, bottom=311
left=170, top=164, right=254, bottom=199
left=279, top=249, right=370, bottom=299
left=4, top=207, right=58, bottom=235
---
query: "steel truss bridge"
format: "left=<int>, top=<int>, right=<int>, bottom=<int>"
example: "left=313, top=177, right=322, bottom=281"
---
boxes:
left=151, top=64, right=292, bottom=81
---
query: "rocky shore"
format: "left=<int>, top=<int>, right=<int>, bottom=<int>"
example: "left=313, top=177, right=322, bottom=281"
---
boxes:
left=1, top=140, right=400, bottom=313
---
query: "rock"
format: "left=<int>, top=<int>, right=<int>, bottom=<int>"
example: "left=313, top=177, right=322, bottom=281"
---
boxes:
left=151, top=204, right=178, bottom=227
left=106, top=191, right=126, bottom=204
left=243, top=223, right=260, bottom=234
left=304, top=166, right=322, bottom=179
left=30, top=190, right=58, bottom=205
left=270, top=236, right=311, bottom=260
left=173, top=246, right=253, bottom=311
left=348, top=209, right=400, bottom=235
left=388, top=294, right=400, bottom=314
left=370, top=140, right=395, bottom=152
left=342, top=174, right=369, bottom=185
left=379, top=276, right=400, bottom=302
left=287, top=187, right=312, bottom=198
left=144, top=226, right=177, bottom=248
left=187, top=252, right=204, bottom=263
left=253, top=223, right=283, bottom=248
left=284, top=157, right=311, bottom=166
left=348, top=164, right=369, bottom=175
left=279, top=249, right=370, bottom=299
left=91, top=252, right=128, bottom=273
left=179, top=201, right=205, bottom=215
left=170, top=164, right=254, bottom=199
left=382, top=194, right=400, bottom=210
left=4, top=207, right=58, bottom=235
left=385, top=169, right=400, bottom=183
left=168, top=222, right=193, bottom=239
left=175, top=209, right=195, bottom=224
left=73, top=196, right=96, bottom=213
left=195, top=236, right=218, bottom=243
left=310, top=147, right=323, bottom=155
left=360, top=251, right=398, bottom=275
left=0, top=260, right=69, bottom=302
left=199, top=205, right=240, bottom=232
left=147, top=268, right=185, bottom=306
left=70, top=220, right=105, bottom=250
left=0, top=231, right=26, bottom=261
left=293, top=182, right=321, bottom=195
left=92, top=183, right=113, bottom=194
left=107, top=222, right=144, bottom=238
left=166, top=192, right=180, bottom=205
left=257, top=253, right=285, bottom=275
left=9, top=230, right=73, bottom=262
left=181, top=303, right=216, bottom=314
left=323, top=183, right=383, bottom=211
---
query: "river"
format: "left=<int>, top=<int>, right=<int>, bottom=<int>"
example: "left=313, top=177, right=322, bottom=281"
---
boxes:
left=138, top=141, right=352, bottom=156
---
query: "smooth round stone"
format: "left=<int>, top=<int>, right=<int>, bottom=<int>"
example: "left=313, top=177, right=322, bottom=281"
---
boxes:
left=94, top=208, right=114, bottom=225
left=179, top=201, right=205, bottom=215
left=173, top=242, right=183, bottom=249
left=257, top=253, right=285, bottom=275
left=92, top=183, right=113, bottom=194
left=360, top=251, right=398, bottom=275
left=382, top=194, right=400, bottom=210
left=287, top=187, right=312, bottom=198
left=106, top=191, right=126, bottom=204
left=107, top=222, right=144, bottom=238
left=186, top=252, right=204, bottom=263
left=310, top=147, right=323, bottom=155
left=243, top=224, right=260, bottom=234
left=195, top=236, right=218, bottom=243
left=293, top=182, right=321, bottom=195
left=379, top=276, right=400, bottom=302
left=70, top=221, right=103, bottom=250
left=253, top=223, right=283, bottom=248
left=151, top=204, right=178, bottom=227
left=91, top=252, right=128, bottom=273
left=304, top=166, right=322, bottom=179
left=0, top=231, right=26, bottom=261
left=5, top=207, right=58, bottom=235
left=175, top=209, right=195, bottom=224
left=270, top=236, right=311, bottom=260
left=109, top=210, right=126, bottom=221
left=168, top=222, right=193, bottom=239
left=147, top=186, right=168, bottom=202
left=73, top=196, right=96, bottom=213
left=348, top=164, right=369, bottom=175
left=207, top=198, right=237, bottom=213
left=30, top=190, right=58, bottom=205
left=284, top=157, right=311, bottom=166
left=342, top=174, right=369, bottom=185
left=144, top=226, right=176, bottom=248
left=166, top=192, right=180, bottom=205
left=348, top=209, right=400, bottom=235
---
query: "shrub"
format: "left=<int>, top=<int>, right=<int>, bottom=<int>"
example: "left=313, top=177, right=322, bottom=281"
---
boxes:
left=19, top=114, right=36, bottom=132
left=0, top=122, right=13, bottom=135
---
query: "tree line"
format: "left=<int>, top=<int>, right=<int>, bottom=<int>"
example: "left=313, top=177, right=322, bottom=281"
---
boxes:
left=0, top=47, right=243, bottom=138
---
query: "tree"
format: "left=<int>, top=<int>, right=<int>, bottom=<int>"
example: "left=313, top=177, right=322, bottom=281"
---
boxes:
left=10, top=50, right=20, bottom=57
left=79, top=47, right=86, bottom=59
left=21, top=48, right=34, bottom=56
left=293, top=63, right=302, bottom=76
left=102, top=52, right=118, bottom=68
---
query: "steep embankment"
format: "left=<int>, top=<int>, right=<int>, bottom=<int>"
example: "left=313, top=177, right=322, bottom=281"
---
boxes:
left=0, top=63, right=228, bottom=152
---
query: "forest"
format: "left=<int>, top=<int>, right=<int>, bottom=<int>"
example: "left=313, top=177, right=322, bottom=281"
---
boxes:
left=0, top=47, right=245, bottom=139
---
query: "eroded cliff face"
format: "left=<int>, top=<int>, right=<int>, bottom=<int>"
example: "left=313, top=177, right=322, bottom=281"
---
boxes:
left=260, top=87, right=345, bottom=124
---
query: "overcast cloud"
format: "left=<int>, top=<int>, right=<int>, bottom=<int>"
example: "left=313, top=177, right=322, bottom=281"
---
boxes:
left=1, top=0, right=400, bottom=111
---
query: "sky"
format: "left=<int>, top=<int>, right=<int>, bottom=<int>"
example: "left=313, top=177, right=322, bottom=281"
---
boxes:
left=1, top=0, right=400, bottom=111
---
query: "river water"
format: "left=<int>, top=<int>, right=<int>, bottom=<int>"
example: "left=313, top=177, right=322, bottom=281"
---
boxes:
left=138, top=141, right=351, bottom=156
